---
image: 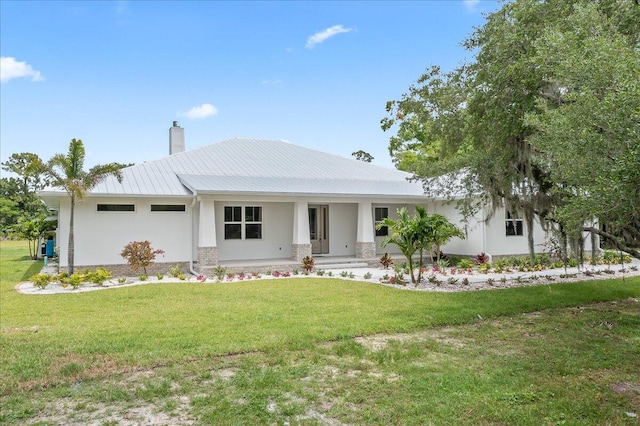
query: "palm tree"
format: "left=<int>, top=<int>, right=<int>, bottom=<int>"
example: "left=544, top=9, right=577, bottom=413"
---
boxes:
left=45, top=139, right=124, bottom=274
left=412, top=206, right=433, bottom=283
left=377, top=207, right=419, bottom=283
left=428, top=213, right=465, bottom=263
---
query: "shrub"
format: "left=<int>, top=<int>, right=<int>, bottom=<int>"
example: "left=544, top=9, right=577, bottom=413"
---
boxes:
left=534, top=253, right=551, bottom=266
left=31, top=273, right=52, bottom=289
left=302, top=256, right=314, bottom=272
left=379, top=253, right=394, bottom=269
left=435, top=258, right=450, bottom=270
left=589, top=254, right=602, bottom=265
left=478, top=263, right=491, bottom=274
left=457, top=258, right=474, bottom=269
left=139, top=275, right=147, bottom=281
left=364, top=272, right=372, bottom=280
left=316, top=269, right=325, bottom=276
left=118, top=277, right=126, bottom=284
left=494, top=258, right=509, bottom=269
left=213, top=265, right=227, bottom=281
left=603, top=250, right=632, bottom=265
left=474, top=252, right=490, bottom=264
left=87, top=268, right=112, bottom=285
left=156, top=272, right=164, bottom=280
left=120, top=241, right=165, bottom=275
left=69, top=273, right=84, bottom=289
left=168, top=263, right=183, bottom=277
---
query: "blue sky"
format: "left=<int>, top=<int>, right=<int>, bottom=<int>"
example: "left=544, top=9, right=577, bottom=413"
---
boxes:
left=1, top=0, right=499, bottom=170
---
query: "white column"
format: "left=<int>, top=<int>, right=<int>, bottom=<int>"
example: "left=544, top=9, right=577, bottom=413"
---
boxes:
left=198, top=199, right=217, bottom=247
left=292, top=201, right=310, bottom=244
left=356, top=201, right=374, bottom=243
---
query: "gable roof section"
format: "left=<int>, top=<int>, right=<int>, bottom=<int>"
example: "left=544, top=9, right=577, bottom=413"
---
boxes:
left=45, top=138, right=428, bottom=198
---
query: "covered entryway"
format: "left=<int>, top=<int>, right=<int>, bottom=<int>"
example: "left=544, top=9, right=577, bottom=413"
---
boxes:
left=309, top=204, right=329, bottom=254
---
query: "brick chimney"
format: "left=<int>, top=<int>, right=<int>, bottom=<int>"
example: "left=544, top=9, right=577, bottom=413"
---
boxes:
left=169, top=121, right=185, bottom=154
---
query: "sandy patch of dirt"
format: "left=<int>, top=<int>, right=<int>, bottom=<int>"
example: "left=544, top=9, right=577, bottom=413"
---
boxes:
left=354, top=327, right=468, bottom=352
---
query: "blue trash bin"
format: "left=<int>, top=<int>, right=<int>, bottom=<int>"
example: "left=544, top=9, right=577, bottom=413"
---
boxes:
left=46, top=238, right=54, bottom=257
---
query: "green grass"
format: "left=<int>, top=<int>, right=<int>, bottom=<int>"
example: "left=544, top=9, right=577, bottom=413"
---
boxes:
left=1, top=240, right=639, bottom=425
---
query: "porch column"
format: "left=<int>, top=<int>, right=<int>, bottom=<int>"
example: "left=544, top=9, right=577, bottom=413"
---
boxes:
left=197, top=199, right=218, bottom=271
left=292, top=201, right=312, bottom=262
left=356, top=202, right=376, bottom=259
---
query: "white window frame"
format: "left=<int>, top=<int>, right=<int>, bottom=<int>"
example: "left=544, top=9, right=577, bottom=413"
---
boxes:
left=223, top=205, right=263, bottom=240
left=374, top=207, right=389, bottom=237
left=150, top=204, right=186, bottom=212
left=505, top=211, right=524, bottom=237
left=96, top=203, right=135, bottom=212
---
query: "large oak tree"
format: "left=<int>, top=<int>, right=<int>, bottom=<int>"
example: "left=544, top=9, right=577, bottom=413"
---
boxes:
left=382, top=0, right=639, bottom=260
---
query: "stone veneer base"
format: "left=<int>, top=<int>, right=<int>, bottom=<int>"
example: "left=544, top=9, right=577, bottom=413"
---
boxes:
left=355, top=241, right=377, bottom=259
left=197, top=246, right=219, bottom=273
left=291, top=243, right=312, bottom=262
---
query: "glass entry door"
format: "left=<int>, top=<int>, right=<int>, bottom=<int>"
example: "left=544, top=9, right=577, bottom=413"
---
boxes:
left=309, top=205, right=329, bottom=254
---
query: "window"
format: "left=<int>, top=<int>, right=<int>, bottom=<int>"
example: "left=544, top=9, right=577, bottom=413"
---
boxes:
left=151, top=204, right=186, bottom=212
left=224, top=206, right=262, bottom=240
left=244, top=206, right=262, bottom=239
left=97, top=204, right=135, bottom=212
left=505, top=211, right=523, bottom=236
left=374, top=207, right=389, bottom=237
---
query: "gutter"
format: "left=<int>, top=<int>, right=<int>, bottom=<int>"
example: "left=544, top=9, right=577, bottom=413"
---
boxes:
left=189, top=195, right=199, bottom=277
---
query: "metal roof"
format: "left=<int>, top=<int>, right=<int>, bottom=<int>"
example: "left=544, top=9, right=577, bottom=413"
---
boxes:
left=43, top=138, right=428, bottom=198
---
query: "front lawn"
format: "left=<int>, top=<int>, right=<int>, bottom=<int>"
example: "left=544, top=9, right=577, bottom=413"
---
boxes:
left=1, top=240, right=639, bottom=425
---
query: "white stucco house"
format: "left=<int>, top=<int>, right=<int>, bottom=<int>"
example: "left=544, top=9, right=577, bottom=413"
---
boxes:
left=39, top=123, right=557, bottom=274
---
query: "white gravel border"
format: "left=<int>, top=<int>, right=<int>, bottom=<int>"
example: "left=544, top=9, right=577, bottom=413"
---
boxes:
left=15, top=259, right=640, bottom=295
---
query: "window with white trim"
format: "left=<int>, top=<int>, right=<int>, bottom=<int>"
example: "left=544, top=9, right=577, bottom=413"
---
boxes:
left=224, top=206, right=262, bottom=240
left=505, top=211, right=523, bottom=236
left=151, top=204, right=186, bottom=212
left=97, top=204, right=135, bottom=212
left=374, top=207, right=389, bottom=237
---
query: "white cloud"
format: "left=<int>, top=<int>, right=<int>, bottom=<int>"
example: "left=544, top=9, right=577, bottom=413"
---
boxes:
left=464, top=0, right=480, bottom=11
left=178, top=103, right=218, bottom=120
left=305, top=25, right=353, bottom=49
left=0, top=57, right=44, bottom=83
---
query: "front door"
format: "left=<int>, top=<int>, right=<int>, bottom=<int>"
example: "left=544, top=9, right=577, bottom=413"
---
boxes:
left=309, top=205, right=329, bottom=254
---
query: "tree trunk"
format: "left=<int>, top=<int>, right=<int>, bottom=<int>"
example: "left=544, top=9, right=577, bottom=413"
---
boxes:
left=68, top=196, right=75, bottom=275
left=408, top=256, right=416, bottom=284
left=524, top=210, right=535, bottom=265
left=591, top=228, right=598, bottom=259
